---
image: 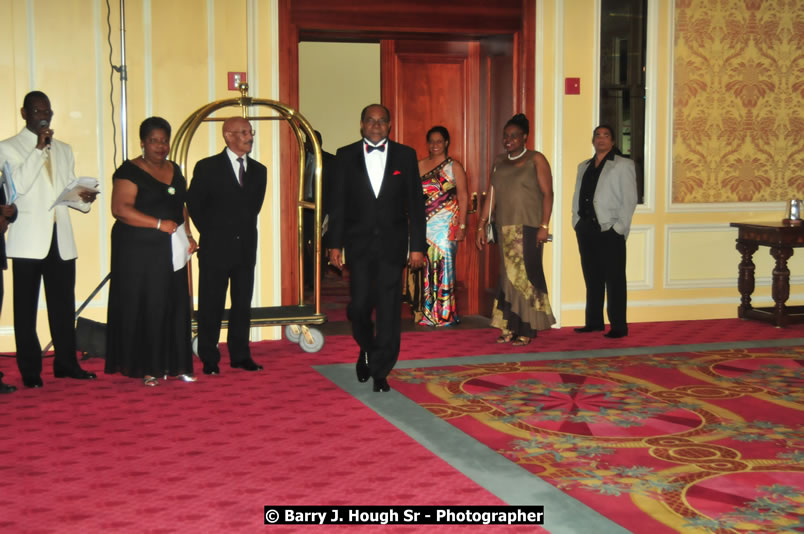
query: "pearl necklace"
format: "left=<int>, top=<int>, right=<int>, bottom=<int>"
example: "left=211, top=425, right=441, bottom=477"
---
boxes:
left=507, top=148, right=527, bottom=160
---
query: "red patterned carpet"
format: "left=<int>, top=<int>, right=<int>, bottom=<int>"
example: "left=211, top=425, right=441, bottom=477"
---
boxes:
left=389, top=345, right=804, bottom=533
left=0, top=318, right=801, bottom=533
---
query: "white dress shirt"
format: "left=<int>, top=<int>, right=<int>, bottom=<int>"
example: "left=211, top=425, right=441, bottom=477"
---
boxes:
left=225, top=147, right=247, bottom=185
left=363, top=138, right=388, bottom=198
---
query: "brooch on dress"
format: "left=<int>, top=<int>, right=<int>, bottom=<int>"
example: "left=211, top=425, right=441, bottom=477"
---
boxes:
left=167, top=186, right=176, bottom=195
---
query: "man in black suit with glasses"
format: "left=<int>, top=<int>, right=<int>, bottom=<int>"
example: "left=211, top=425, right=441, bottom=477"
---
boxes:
left=187, top=117, right=267, bottom=375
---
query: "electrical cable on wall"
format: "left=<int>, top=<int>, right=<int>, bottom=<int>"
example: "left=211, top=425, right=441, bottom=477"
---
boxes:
left=105, top=0, right=129, bottom=167
left=105, top=0, right=118, bottom=168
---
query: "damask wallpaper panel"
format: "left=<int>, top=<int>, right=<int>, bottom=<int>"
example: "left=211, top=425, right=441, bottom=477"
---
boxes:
left=672, top=0, right=804, bottom=202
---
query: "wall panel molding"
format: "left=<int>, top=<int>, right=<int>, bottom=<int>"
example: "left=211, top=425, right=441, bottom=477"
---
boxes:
left=552, top=0, right=564, bottom=326
left=562, top=293, right=804, bottom=311
left=268, top=0, right=282, bottom=339
left=207, top=0, right=216, bottom=155
left=664, top=223, right=804, bottom=288
left=627, top=224, right=655, bottom=290
left=641, top=0, right=659, bottom=213
left=667, top=200, right=787, bottom=214
left=27, top=0, right=35, bottom=88
left=143, top=0, right=152, bottom=117
left=665, top=224, right=735, bottom=288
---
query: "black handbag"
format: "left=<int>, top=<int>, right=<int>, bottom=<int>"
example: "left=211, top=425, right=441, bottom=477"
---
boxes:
left=75, top=317, right=106, bottom=359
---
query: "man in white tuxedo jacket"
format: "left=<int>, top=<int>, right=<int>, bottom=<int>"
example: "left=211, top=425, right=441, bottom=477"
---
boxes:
left=0, top=91, right=98, bottom=388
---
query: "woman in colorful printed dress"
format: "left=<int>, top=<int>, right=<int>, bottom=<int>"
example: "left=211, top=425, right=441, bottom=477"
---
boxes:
left=408, top=126, right=468, bottom=326
left=475, top=114, right=555, bottom=345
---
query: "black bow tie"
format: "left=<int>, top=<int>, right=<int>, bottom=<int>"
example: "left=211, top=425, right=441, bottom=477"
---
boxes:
left=365, top=142, right=386, bottom=153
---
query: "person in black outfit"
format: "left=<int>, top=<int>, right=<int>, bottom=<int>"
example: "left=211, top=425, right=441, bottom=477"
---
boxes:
left=187, top=117, right=267, bottom=375
left=302, top=130, right=336, bottom=289
left=105, top=117, right=198, bottom=386
left=571, top=125, right=637, bottom=338
left=0, top=190, right=17, bottom=393
left=327, top=104, right=426, bottom=392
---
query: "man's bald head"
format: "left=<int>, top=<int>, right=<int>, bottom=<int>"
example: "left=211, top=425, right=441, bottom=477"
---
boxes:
left=223, top=117, right=254, bottom=157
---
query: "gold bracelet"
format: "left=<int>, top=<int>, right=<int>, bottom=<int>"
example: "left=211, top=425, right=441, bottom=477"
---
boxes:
left=540, top=224, right=548, bottom=230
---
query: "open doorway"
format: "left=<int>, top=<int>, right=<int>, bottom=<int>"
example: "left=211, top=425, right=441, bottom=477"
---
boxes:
left=278, top=0, right=536, bottom=319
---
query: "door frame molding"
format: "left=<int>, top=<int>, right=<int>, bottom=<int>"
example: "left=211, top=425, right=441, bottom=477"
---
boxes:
left=278, top=0, right=536, bottom=304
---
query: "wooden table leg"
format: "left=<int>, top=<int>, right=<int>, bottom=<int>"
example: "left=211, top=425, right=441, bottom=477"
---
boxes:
left=736, top=239, right=758, bottom=317
left=770, top=245, right=793, bottom=327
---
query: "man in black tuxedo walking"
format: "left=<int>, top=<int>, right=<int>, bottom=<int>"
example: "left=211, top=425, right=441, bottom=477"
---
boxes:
left=327, top=104, right=426, bottom=392
left=187, top=117, right=267, bottom=375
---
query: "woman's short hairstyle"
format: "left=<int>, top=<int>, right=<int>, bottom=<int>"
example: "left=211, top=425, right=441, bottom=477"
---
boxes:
left=139, top=116, right=171, bottom=141
left=505, top=113, right=529, bottom=135
left=426, top=125, right=450, bottom=155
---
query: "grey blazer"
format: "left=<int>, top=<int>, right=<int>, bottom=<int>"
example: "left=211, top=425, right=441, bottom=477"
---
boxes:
left=571, top=154, right=638, bottom=238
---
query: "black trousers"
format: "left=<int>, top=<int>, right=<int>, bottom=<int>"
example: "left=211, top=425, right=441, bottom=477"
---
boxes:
left=348, top=253, right=404, bottom=380
left=12, top=226, right=79, bottom=380
left=575, top=226, right=628, bottom=334
left=0, top=268, right=3, bottom=382
left=197, top=259, right=255, bottom=365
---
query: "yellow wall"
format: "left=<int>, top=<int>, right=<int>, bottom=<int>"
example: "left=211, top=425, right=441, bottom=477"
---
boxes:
left=0, top=0, right=799, bottom=353
left=0, top=0, right=280, bottom=351
left=299, top=42, right=381, bottom=153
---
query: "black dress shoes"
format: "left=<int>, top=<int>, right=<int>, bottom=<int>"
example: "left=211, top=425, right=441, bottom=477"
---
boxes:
left=574, top=326, right=605, bottom=333
left=203, top=363, right=220, bottom=375
left=372, top=377, right=390, bottom=392
left=604, top=330, right=628, bottom=338
left=23, top=376, right=43, bottom=388
left=0, top=380, right=16, bottom=393
left=53, top=366, right=97, bottom=379
left=230, top=358, right=263, bottom=371
left=356, top=351, right=370, bottom=383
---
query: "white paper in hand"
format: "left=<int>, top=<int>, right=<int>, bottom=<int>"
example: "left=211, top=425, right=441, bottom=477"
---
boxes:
left=171, top=223, right=191, bottom=271
left=49, top=177, right=100, bottom=211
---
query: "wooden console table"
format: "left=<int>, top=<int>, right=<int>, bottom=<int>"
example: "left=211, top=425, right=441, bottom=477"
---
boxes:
left=730, top=221, right=804, bottom=327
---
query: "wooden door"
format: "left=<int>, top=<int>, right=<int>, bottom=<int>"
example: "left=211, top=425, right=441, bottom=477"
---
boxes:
left=383, top=38, right=513, bottom=316
left=383, top=40, right=479, bottom=316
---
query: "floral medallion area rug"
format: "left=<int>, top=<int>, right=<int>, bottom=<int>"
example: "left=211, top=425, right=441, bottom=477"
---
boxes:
left=388, top=345, right=804, bottom=533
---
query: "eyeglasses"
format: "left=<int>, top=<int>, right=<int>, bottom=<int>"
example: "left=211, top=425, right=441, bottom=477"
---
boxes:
left=227, top=129, right=255, bottom=136
left=364, top=118, right=389, bottom=127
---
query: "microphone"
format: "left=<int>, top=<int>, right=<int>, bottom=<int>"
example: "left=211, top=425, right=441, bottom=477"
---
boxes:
left=39, top=119, right=51, bottom=146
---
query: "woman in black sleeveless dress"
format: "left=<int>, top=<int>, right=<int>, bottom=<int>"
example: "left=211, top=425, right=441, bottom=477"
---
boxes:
left=104, top=117, right=198, bottom=386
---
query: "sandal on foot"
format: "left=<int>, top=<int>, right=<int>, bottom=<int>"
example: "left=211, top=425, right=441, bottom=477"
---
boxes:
left=143, top=375, right=159, bottom=387
left=512, top=336, right=531, bottom=346
left=496, top=332, right=514, bottom=343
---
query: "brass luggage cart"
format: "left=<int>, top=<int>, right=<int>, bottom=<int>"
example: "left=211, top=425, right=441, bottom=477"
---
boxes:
left=170, top=84, right=326, bottom=352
